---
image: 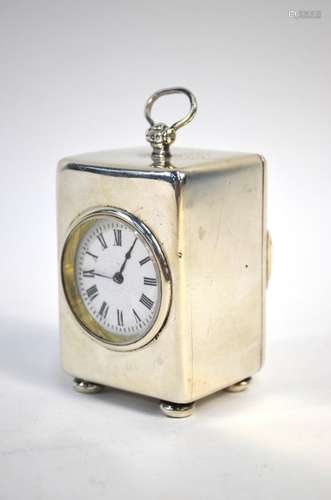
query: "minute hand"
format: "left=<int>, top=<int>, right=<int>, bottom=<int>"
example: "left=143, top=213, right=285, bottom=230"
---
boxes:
left=119, top=237, right=138, bottom=274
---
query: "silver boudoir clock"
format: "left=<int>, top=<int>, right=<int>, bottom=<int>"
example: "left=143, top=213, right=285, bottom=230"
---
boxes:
left=58, top=87, right=271, bottom=417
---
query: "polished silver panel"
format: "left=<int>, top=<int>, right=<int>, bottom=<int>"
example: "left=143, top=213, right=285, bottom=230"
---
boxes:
left=57, top=147, right=266, bottom=403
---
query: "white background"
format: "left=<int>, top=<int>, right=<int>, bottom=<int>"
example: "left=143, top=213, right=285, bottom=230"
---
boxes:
left=1, top=1, right=330, bottom=499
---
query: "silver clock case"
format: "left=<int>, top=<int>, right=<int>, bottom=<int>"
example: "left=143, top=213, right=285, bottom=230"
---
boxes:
left=57, top=147, right=267, bottom=404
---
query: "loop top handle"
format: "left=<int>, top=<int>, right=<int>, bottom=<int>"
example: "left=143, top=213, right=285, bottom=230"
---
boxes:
left=145, top=87, right=197, bottom=131
left=145, top=87, right=197, bottom=165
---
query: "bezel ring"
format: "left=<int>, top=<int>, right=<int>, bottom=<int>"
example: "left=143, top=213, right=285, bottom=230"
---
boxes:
left=61, top=207, right=172, bottom=352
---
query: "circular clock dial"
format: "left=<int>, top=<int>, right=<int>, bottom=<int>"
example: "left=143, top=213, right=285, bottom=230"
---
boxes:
left=73, top=215, right=162, bottom=344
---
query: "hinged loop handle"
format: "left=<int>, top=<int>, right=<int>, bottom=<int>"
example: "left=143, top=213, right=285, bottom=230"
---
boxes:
left=145, top=87, right=197, bottom=163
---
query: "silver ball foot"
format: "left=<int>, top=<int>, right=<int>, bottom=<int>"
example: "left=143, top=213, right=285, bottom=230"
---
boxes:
left=225, top=377, right=252, bottom=393
left=160, top=401, right=195, bottom=418
left=73, top=378, right=104, bottom=394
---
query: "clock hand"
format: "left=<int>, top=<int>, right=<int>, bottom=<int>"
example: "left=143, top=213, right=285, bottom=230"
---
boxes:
left=120, top=237, right=138, bottom=274
left=113, top=237, right=138, bottom=284
left=93, top=271, right=114, bottom=280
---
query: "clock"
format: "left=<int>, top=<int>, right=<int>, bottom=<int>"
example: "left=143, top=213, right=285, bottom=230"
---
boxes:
left=58, top=87, right=270, bottom=417
left=61, top=208, right=171, bottom=350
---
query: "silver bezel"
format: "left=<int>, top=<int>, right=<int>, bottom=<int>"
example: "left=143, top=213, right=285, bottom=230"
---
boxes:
left=61, top=207, right=172, bottom=352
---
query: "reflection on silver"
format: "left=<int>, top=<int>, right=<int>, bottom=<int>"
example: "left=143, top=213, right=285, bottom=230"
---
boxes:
left=160, top=400, right=195, bottom=418
left=73, top=378, right=104, bottom=394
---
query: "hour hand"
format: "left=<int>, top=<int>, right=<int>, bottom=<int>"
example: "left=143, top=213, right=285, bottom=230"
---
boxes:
left=95, top=272, right=114, bottom=280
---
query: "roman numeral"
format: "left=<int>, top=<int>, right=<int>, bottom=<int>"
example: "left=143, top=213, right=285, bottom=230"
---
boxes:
left=113, top=229, right=122, bottom=246
left=139, top=256, right=151, bottom=266
left=86, top=285, right=98, bottom=301
left=98, top=301, right=109, bottom=319
left=144, top=277, right=157, bottom=286
left=86, top=251, right=98, bottom=260
left=139, top=293, right=154, bottom=310
left=132, top=308, right=141, bottom=323
left=97, top=232, right=107, bottom=250
left=117, top=309, right=124, bottom=326
left=83, top=269, right=95, bottom=278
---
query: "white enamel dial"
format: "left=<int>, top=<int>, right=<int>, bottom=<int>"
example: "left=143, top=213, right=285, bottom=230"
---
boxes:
left=75, top=216, right=162, bottom=343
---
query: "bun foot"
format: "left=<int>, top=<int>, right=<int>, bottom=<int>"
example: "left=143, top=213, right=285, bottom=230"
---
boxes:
left=73, top=378, right=104, bottom=394
left=160, top=400, right=195, bottom=418
left=225, top=377, right=252, bottom=393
